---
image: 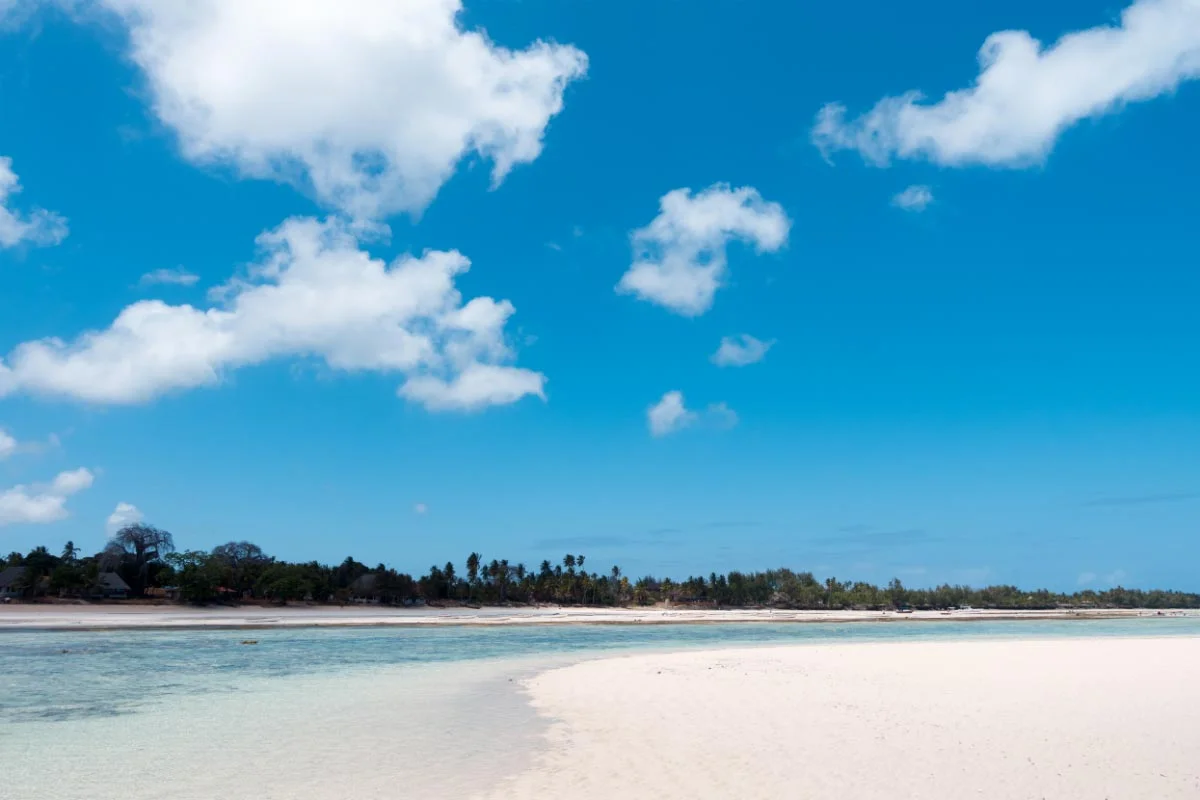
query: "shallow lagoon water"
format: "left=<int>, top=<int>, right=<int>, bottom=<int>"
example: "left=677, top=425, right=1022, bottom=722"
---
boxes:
left=3, top=617, right=1198, bottom=799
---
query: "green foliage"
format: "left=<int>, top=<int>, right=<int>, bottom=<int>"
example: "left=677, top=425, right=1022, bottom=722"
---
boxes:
left=165, top=551, right=229, bottom=604
left=9, top=533, right=1199, bottom=610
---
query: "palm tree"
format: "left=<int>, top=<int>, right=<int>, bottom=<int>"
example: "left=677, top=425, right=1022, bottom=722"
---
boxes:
left=487, top=560, right=501, bottom=602
left=611, top=565, right=622, bottom=604
left=466, top=552, right=481, bottom=599
left=60, top=541, right=79, bottom=563
left=498, top=559, right=510, bottom=603
left=514, top=563, right=527, bottom=601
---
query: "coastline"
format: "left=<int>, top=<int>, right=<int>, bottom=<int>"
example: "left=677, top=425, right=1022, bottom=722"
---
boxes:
left=1, top=602, right=1193, bottom=631
left=7, top=615, right=1200, bottom=799
left=490, top=636, right=1200, bottom=799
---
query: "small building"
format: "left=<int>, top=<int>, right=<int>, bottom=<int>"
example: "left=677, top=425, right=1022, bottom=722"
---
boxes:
left=91, top=572, right=131, bottom=600
left=0, top=566, right=28, bottom=600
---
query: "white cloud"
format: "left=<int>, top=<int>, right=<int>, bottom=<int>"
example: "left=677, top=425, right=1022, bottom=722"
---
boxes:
left=106, top=501, right=144, bottom=533
left=1078, top=569, right=1129, bottom=587
left=0, top=428, right=59, bottom=459
left=85, top=0, right=588, bottom=220
left=711, top=334, right=774, bottom=367
left=617, top=184, right=791, bottom=316
left=0, top=156, right=68, bottom=248
left=648, top=391, right=697, bottom=437
left=52, top=467, right=94, bottom=495
left=413, top=502, right=428, bottom=515
left=706, top=401, right=739, bottom=430
left=891, top=185, right=933, bottom=211
left=400, top=362, right=545, bottom=412
left=812, top=0, right=1200, bottom=167
left=0, top=467, right=94, bottom=526
left=140, top=267, right=200, bottom=287
left=0, top=216, right=545, bottom=411
left=647, top=391, right=738, bottom=437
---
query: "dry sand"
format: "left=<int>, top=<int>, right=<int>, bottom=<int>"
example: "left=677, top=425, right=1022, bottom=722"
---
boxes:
left=0, top=603, right=1178, bottom=630
left=490, top=637, right=1200, bottom=799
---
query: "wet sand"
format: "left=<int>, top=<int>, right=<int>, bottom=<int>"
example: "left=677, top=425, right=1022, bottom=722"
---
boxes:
left=0, top=603, right=1183, bottom=630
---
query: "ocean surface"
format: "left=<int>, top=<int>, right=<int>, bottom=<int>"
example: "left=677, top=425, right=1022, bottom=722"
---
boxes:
left=2, top=616, right=1198, bottom=799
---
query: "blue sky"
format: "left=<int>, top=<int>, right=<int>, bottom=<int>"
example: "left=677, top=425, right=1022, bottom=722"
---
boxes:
left=0, top=0, right=1197, bottom=591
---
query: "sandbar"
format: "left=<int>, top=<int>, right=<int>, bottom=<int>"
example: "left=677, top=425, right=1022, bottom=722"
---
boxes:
left=493, top=637, right=1200, bottom=798
left=1, top=603, right=1188, bottom=631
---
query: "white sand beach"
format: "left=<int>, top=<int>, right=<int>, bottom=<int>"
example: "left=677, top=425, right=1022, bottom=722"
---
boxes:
left=492, top=637, right=1200, bottom=799
left=0, top=603, right=1182, bottom=629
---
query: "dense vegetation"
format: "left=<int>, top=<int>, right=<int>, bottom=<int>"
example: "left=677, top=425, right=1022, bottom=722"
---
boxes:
left=5, top=523, right=1198, bottom=610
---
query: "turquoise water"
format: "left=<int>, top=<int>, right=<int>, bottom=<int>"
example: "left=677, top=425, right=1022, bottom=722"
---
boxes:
left=2, top=617, right=1198, bottom=800
left=4, top=616, right=1198, bottom=726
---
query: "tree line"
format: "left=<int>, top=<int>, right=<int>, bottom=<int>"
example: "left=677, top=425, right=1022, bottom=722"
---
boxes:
left=4, top=523, right=1198, bottom=610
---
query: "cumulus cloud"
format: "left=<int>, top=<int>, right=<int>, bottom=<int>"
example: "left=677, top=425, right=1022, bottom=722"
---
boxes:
left=83, top=0, right=587, bottom=220
left=0, top=428, right=15, bottom=460
left=0, top=467, right=94, bottom=526
left=647, top=391, right=738, bottom=437
left=0, top=216, right=545, bottom=411
left=648, top=391, right=697, bottom=437
left=711, top=334, right=774, bottom=367
left=891, top=185, right=933, bottom=211
left=400, top=362, right=546, bottom=411
left=106, top=501, right=144, bottom=533
left=0, top=156, right=68, bottom=248
left=139, top=267, right=200, bottom=287
left=812, top=0, right=1200, bottom=167
left=617, top=184, right=790, bottom=316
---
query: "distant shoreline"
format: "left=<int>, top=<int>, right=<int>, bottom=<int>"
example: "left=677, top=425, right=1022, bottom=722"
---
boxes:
left=1, top=603, right=1195, bottom=632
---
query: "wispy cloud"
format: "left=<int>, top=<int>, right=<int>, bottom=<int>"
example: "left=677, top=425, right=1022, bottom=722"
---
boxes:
left=139, top=267, right=200, bottom=287
left=534, top=528, right=692, bottom=552
left=1078, top=569, right=1128, bottom=587
left=809, top=526, right=938, bottom=554
left=711, top=334, right=774, bottom=367
left=0, top=156, right=68, bottom=248
left=891, top=185, right=933, bottom=211
left=1083, top=491, right=1200, bottom=507
left=0, top=428, right=62, bottom=460
left=533, top=534, right=638, bottom=550
left=698, top=520, right=763, bottom=531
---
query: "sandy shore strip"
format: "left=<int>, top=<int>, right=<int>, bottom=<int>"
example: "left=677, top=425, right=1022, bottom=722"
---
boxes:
left=491, top=637, right=1200, bottom=799
left=1, top=603, right=1192, bottom=630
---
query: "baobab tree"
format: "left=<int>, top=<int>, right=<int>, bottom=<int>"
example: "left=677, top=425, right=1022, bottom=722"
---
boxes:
left=103, top=523, right=175, bottom=596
